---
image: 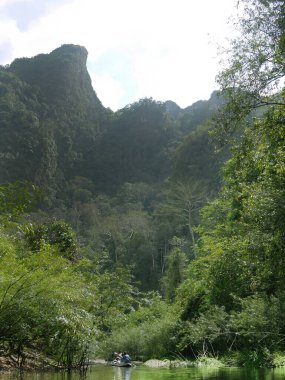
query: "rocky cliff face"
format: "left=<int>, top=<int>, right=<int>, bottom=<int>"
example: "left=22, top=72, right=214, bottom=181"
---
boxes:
left=0, top=45, right=109, bottom=189
left=0, top=44, right=221, bottom=198
left=9, top=44, right=104, bottom=113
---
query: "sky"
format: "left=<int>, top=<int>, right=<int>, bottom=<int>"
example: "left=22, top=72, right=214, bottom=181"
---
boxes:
left=0, top=0, right=237, bottom=111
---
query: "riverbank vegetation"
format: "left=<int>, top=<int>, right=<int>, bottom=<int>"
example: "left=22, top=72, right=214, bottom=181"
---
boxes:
left=1, top=0, right=285, bottom=371
left=97, top=0, right=285, bottom=368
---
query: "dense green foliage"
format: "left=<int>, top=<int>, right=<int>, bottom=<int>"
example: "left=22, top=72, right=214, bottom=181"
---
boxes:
left=3, top=2, right=285, bottom=367
left=0, top=200, right=139, bottom=369
left=173, top=105, right=285, bottom=361
left=0, top=44, right=221, bottom=293
left=165, top=0, right=285, bottom=366
left=0, top=44, right=221, bottom=368
left=97, top=0, right=285, bottom=367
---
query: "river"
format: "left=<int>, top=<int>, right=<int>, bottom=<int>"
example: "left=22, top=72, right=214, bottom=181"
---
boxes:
left=2, top=365, right=285, bottom=380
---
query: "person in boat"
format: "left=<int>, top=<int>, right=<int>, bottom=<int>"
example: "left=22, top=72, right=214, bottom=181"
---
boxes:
left=113, top=352, right=122, bottom=363
left=121, top=352, right=131, bottom=364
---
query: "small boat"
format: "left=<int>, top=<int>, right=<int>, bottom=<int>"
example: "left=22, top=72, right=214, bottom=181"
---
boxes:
left=111, top=360, right=132, bottom=367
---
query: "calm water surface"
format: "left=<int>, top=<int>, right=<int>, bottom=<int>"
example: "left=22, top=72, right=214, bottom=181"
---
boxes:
left=2, top=365, right=285, bottom=380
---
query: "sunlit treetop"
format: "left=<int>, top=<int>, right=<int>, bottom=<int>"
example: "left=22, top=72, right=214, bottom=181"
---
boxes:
left=214, top=0, right=285, bottom=144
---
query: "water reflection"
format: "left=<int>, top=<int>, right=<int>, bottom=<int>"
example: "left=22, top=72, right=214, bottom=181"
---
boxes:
left=2, top=365, right=285, bottom=380
left=109, top=366, right=285, bottom=380
left=112, top=367, right=132, bottom=380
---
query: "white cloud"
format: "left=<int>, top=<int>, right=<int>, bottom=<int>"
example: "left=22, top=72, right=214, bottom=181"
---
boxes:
left=0, top=0, right=237, bottom=110
left=90, top=72, right=125, bottom=111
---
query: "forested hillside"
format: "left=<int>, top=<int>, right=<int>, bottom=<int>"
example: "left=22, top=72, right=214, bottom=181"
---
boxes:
left=0, top=44, right=223, bottom=292
left=1, top=0, right=285, bottom=369
left=0, top=42, right=223, bottom=367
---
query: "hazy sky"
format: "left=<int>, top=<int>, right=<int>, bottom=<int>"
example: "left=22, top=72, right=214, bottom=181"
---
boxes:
left=0, top=0, right=237, bottom=110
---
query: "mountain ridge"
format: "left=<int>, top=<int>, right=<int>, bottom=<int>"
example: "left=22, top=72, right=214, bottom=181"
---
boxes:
left=0, top=44, right=222, bottom=197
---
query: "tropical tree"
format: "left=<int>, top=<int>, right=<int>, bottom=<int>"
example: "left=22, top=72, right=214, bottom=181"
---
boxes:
left=215, top=0, right=285, bottom=143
